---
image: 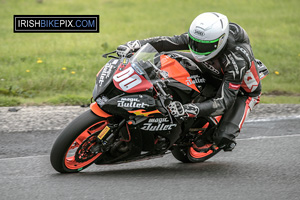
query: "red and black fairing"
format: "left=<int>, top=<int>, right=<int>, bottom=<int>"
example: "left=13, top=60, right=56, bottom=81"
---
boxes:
left=160, top=54, right=206, bottom=104
left=93, top=58, right=121, bottom=100
left=112, top=60, right=153, bottom=93
left=92, top=51, right=208, bottom=154
left=101, top=94, right=158, bottom=119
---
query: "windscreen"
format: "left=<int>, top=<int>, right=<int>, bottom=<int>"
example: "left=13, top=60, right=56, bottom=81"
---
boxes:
left=130, top=43, right=161, bottom=80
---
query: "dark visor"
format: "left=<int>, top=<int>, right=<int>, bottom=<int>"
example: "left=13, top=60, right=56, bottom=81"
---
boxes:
left=188, top=33, right=221, bottom=55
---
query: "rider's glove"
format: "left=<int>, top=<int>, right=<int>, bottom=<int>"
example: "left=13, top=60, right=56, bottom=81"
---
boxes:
left=116, top=40, right=141, bottom=57
left=183, top=103, right=200, bottom=118
left=168, top=101, right=200, bottom=119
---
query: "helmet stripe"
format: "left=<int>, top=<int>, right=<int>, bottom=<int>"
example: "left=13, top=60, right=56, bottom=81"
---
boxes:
left=188, top=32, right=220, bottom=43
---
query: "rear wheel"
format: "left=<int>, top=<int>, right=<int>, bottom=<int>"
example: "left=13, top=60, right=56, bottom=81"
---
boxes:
left=171, top=146, right=191, bottom=163
left=50, top=110, right=108, bottom=173
left=187, top=144, right=221, bottom=162
left=171, top=144, right=220, bottom=163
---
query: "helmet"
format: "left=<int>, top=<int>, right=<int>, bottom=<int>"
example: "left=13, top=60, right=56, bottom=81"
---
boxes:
left=188, top=12, right=229, bottom=62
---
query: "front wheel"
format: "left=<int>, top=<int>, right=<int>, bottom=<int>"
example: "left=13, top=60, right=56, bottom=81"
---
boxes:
left=50, top=110, right=108, bottom=173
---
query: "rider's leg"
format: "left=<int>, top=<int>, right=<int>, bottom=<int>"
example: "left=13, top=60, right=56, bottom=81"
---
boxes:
left=213, top=95, right=260, bottom=151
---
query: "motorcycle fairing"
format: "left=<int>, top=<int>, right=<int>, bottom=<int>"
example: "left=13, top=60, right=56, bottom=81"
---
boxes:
left=93, top=58, right=120, bottom=100
left=160, top=55, right=200, bottom=93
left=101, top=94, right=157, bottom=119
left=113, top=62, right=153, bottom=93
left=90, top=102, right=112, bottom=118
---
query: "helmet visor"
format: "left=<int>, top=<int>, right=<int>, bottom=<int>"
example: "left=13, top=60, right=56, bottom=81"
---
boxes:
left=188, top=33, right=222, bottom=55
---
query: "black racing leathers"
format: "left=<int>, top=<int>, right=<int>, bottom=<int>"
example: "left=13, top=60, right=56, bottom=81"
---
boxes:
left=136, top=23, right=262, bottom=117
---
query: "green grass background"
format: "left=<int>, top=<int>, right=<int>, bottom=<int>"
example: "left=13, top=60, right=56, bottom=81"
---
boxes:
left=0, top=0, right=299, bottom=106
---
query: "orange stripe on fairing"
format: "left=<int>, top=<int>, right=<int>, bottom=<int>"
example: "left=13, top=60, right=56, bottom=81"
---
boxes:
left=128, top=109, right=161, bottom=117
left=90, top=102, right=112, bottom=118
left=160, top=55, right=200, bottom=93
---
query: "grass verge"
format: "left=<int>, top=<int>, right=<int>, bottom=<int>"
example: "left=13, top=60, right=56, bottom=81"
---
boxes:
left=0, top=0, right=299, bottom=106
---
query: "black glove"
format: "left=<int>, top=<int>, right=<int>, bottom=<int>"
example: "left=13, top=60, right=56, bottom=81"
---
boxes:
left=116, top=40, right=141, bottom=57
left=168, top=101, right=200, bottom=118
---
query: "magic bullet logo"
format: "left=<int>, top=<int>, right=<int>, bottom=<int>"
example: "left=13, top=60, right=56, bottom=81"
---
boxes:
left=14, top=15, right=99, bottom=33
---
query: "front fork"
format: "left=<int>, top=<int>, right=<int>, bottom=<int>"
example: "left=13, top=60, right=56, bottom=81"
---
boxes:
left=91, top=120, right=126, bottom=154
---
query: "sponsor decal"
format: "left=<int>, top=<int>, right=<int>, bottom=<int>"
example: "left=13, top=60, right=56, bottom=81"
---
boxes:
left=98, top=62, right=114, bottom=87
left=97, top=126, right=110, bottom=140
left=148, top=118, right=169, bottom=123
left=186, top=75, right=205, bottom=86
left=235, top=46, right=251, bottom=64
left=141, top=118, right=177, bottom=131
left=202, top=62, right=220, bottom=74
left=117, top=97, right=149, bottom=108
left=227, top=53, right=239, bottom=75
left=194, top=29, right=205, bottom=36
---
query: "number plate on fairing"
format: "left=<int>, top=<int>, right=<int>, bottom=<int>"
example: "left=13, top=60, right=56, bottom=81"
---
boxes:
left=113, top=63, right=153, bottom=93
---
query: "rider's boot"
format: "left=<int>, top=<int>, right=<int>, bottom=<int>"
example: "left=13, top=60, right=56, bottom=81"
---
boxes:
left=192, top=140, right=213, bottom=153
left=217, top=138, right=236, bottom=151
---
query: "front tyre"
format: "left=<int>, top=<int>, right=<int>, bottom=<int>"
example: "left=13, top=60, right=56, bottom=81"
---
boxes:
left=50, top=110, right=108, bottom=173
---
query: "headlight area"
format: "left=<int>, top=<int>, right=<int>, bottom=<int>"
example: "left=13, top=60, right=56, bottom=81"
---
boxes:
left=95, top=95, right=109, bottom=107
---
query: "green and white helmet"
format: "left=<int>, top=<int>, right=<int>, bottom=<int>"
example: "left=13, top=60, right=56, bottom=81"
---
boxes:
left=188, top=12, right=229, bottom=62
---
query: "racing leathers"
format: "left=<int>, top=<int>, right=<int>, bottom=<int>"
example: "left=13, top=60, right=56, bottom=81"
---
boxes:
left=119, top=23, right=262, bottom=150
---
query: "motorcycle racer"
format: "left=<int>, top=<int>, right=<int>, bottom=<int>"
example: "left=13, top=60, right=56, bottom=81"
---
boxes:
left=116, top=12, right=263, bottom=151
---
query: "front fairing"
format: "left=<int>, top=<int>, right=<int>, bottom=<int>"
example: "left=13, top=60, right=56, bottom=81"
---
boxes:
left=93, top=58, right=120, bottom=100
left=101, top=93, right=159, bottom=119
left=94, top=44, right=207, bottom=111
left=93, top=44, right=160, bottom=101
left=112, top=61, right=154, bottom=93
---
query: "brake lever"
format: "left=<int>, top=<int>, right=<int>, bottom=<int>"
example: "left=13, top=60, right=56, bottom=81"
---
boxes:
left=102, top=50, right=119, bottom=59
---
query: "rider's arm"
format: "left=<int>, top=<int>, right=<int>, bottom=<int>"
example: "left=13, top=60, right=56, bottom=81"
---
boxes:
left=138, top=33, right=189, bottom=52
left=117, top=33, right=189, bottom=56
left=194, top=51, right=248, bottom=117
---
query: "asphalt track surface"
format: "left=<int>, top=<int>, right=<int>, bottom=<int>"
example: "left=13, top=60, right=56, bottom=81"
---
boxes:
left=1, top=106, right=300, bottom=200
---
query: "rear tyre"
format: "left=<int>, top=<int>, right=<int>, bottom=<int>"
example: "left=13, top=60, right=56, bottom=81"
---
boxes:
left=187, top=145, right=221, bottom=162
left=172, top=145, right=220, bottom=163
left=171, top=146, right=191, bottom=163
left=50, top=110, right=108, bottom=173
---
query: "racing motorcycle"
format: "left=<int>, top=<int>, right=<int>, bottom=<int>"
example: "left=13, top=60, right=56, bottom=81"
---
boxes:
left=50, top=44, right=268, bottom=173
